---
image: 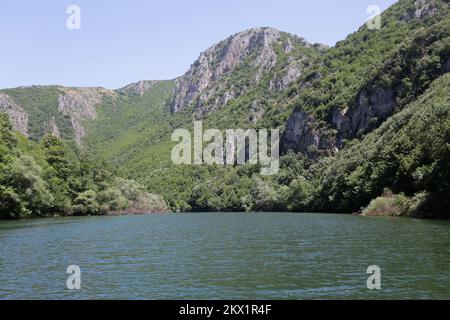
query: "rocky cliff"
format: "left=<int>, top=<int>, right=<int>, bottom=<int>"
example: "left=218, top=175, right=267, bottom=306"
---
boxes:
left=332, top=86, right=397, bottom=148
left=403, top=0, right=438, bottom=20
left=281, top=0, right=449, bottom=157
left=169, top=27, right=316, bottom=115
left=281, top=110, right=337, bottom=158
left=282, top=85, right=398, bottom=155
left=57, top=87, right=116, bottom=144
left=0, top=93, right=28, bottom=136
left=0, top=86, right=116, bottom=144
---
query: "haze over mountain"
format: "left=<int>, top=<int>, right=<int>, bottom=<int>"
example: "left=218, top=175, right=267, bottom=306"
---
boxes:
left=1, top=0, right=449, bottom=219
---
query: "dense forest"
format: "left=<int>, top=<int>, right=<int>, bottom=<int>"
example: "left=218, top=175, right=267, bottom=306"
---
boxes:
left=0, top=0, right=449, bottom=219
left=0, top=113, right=166, bottom=219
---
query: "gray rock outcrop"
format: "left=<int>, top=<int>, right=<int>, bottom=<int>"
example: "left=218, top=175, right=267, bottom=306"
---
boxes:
left=170, top=27, right=310, bottom=114
left=282, top=86, right=397, bottom=157
left=332, top=86, right=397, bottom=147
left=0, top=93, right=29, bottom=136
left=58, top=87, right=115, bottom=145
left=403, top=0, right=438, bottom=21
left=116, top=80, right=159, bottom=95
left=281, top=110, right=336, bottom=158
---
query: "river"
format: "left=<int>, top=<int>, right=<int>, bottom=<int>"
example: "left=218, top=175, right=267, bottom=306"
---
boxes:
left=0, top=212, right=449, bottom=299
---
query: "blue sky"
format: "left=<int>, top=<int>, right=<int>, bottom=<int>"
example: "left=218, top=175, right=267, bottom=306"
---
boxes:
left=0, top=0, right=397, bottom=89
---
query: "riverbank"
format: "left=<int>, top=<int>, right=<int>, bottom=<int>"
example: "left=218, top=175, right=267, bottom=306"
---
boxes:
left=0, top=205, right=170, bottom=221
left=360, top=190, right=450, bottom=219
left=3, top=207, right=450, bottom=221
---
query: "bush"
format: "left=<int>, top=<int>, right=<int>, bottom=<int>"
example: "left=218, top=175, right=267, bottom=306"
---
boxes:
left=287, top=176, right=314, bottom=211
left=72, top=190, right=100, bottom=215
left=10, top=155, right=54, bottom=216
left=0, top=185, right=25, bottom=219
left=361, top=190, right=410, bottom=217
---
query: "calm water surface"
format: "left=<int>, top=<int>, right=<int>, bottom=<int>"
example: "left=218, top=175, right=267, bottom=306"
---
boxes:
left=0, top=212, right=449, bottom=299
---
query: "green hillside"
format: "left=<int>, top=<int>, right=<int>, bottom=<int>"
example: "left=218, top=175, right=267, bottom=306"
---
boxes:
left=1, top=0, right=449, bottom=219
left=84, top=80, right=175, bottom=163
left=0, top=113, right=167, bottom=219
left=310, top=74, right=450, bottom=216
left=2, top=86, right=73, bottom=141
left=86, top=0, right=449, bottom=215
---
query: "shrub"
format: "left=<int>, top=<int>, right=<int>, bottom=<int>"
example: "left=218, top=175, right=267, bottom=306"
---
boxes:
left=361, top=189, right=410, bottom=217
left=73, top=190, right=100, bottom=215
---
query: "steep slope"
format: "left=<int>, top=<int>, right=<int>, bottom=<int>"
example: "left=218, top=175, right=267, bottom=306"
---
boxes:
left=78, top=0, right=450, bottom=213
left=83, top=80, right=175, bottom=163
left=310, top=73, right=450, bottom=217
left=281, top=0, right=450, bottom=156
left=0, top=113, right=167, bottom=219
left=1, top=0, right=448, bottom=216
left=0, top=80, right=175, bottom=154
left=0, top=86, right=116, bottom=144
left=81, top=27, right=322, bottom=205
left=0, top=93, right=28, bottom=136
left=170, top=27, right=323, bottom=116
left=139, top=0, right=449, bottom=212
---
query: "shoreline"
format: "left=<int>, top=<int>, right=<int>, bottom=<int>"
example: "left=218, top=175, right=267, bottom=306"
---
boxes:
left=2, top=210, right=449, bottom=222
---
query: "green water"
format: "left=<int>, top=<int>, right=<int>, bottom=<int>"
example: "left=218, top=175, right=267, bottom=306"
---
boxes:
left=0, top=212, right=449, bottom=299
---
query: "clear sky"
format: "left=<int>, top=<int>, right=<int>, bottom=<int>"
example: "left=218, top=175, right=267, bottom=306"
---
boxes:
left=0, top=0, right=397, bottom=89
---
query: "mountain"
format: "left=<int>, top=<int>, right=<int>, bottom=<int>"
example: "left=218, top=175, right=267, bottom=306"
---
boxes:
left=281, top=0, right=450, bottom=156
left=0, top=86, right=116, bottom=144
left=311, top=73, right=450, bottom=214
left=1, top=0, right=449, bottom=219
left=169, top=27, right=323, bottom=115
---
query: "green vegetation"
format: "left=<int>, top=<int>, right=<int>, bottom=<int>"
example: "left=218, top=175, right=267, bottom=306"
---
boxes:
left=147, top=74, right=449, bottom=217
left=102, top=0, right=448, bottom=218
left=286, top=0, right=450, bottom=122
left=0, top=113, right=166, bottom=219
left=360, top=189, right=428, bottom=217
left=80, top=0, right=449, bottom=218
left=361, top=190, right=410, bottom=217
left=2, top=86, right=74, bottom=141
left=311, top=74, right=450, bottom=217
left=1, top=0, right=449, bottom=219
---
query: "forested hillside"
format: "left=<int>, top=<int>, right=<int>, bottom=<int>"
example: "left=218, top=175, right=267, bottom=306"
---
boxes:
left=0, top=113, right=167, bottom=219
left=0, top=0, right=448, bottom=219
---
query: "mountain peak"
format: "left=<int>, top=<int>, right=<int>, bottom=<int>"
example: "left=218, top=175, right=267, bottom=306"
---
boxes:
left=227, top=26, right=282, bottom=41
left=169, top=27, right=313, bottom=113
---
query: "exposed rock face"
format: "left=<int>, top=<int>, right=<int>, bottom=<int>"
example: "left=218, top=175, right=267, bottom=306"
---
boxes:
left=0, top=93, right=28, bottom=136
left=170, top=27, right=310, bottom=114
left=281, top=110, right=336, bottom=158
left=414, top=0, right=438, bottom=19
left=332, top=87, right=396, bottom=147
left=116, top=80, right=159, bottom=95
left=269, top=60, right=304, bottom=91
left=46, top=117, right=61, bottom=138
left=282, top=86, right=396, bottom=157
left=403, top=0, right=438, bottom=21
left=58, top=87, right=114, bottom=145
